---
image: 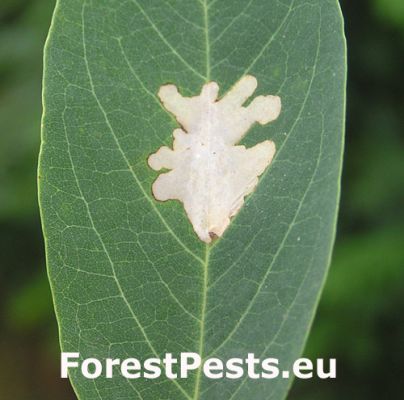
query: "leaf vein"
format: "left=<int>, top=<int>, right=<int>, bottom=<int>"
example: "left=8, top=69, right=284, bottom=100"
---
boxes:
left=129, top=0, right=206, bottom=81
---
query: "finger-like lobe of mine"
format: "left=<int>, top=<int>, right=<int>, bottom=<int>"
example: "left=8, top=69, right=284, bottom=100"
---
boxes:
left=148, top=153, right=162, bottom=171
left=158, top=84, right=178, bottom=102
left=258, top=95, right=282, bottom=125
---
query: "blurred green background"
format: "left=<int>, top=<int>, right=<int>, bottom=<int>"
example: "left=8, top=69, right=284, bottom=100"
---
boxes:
left=0, top=0, right=402, bottom=398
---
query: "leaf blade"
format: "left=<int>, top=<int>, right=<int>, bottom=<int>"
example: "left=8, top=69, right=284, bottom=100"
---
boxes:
left=39, top=1, right=346, bottom=399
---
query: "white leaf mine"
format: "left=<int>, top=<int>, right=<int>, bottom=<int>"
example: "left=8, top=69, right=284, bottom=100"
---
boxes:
left=148, top=75, right=281, bottom=243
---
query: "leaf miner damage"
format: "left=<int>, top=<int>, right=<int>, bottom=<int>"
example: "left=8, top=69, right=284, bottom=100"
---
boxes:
left=148, top=75, right=281, bottom=243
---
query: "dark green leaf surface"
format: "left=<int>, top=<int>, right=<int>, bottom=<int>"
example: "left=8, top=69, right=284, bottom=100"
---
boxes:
left=39, top=0, right=346, bottom=399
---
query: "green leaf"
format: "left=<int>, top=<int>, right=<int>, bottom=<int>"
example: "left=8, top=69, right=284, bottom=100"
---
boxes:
left=39, top=0, right=346, bottom=399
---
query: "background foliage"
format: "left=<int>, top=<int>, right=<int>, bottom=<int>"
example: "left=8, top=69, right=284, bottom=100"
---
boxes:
left=0, top=0, right=402, bottom=398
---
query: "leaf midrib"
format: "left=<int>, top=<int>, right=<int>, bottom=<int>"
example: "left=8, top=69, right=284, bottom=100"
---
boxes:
left=192, top=0, right=211, bottom=399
